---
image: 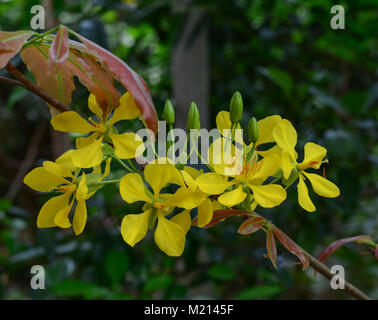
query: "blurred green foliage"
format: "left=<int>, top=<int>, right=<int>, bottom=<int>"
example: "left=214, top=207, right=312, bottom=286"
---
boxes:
left=0, top=0, right=377, bottom=299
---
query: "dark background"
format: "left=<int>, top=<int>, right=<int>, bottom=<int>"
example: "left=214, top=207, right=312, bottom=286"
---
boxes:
left=0, top=0, right=377, bottom=299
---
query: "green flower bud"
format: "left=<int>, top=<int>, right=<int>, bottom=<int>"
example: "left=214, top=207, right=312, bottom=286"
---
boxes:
left=248, top=117, right=259, bottom=143
left=163, top=99, right=175, bottom=125
left=186, top=102, right=200, bottom=131
left=230, top=91, right=243, bottom=123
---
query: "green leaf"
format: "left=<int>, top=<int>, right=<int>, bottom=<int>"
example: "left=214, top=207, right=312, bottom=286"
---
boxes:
left=208, top=265, right=236, bottom=282
left=52, top=280, right=110, bottom=299
left=235, top=285, right=283, bottom=299
left=258, top=67, right=293, bottom=95
left=105, top=250, right=130, bottom=286
left=144, top=274, right=173, bottom=292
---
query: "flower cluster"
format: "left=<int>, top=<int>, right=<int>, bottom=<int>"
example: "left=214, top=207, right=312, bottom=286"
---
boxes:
left=24, top=91, right=340, bottom=258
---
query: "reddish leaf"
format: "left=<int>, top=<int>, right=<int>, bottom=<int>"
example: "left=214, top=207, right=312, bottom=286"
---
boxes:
left=48, top=26, right=69, bottom=69
left=71, top=31, right=158, bottom=134
left=266, top=229, right=277, bottom=269
left=375, top=246, right=378, bottom=261
left=67, top=50, right=120, bottom=111
left=0, top=30, right=33, bottom=68
left=238, top=216, right=266, bottom=235
left=317, top=235, right=374, bottom=263
left=272, top=226, right=309, bottom=270
left=20, top=44, right=75, bottom=107
left=192, top=209, right=249, bottom=228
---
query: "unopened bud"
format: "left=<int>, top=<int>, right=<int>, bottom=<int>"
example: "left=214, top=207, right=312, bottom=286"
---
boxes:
left=230, top=91, right=243, bottom=123
left=248, top=117, right=259, bottom=143
left=186, top=102, right=200, bottom=131
left=163, top=99, right=175, bottom=125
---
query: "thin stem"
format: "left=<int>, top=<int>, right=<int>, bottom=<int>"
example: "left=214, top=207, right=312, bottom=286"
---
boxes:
left=99, top=179, right=120, bottom=185
left=127, top=159, right=139, bottom=172
left=302, top=251, right=371, bottom=300
left=22, top=25, right=60, bottom=47
left=236, top=209, right=371, bottom=300
left=4, top=62, right=70, bottom=113
left=114, top=156, right=135, bottom=173
left=0, top=75, right=25, bottom=88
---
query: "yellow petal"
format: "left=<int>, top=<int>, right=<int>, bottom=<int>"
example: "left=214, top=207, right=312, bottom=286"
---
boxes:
left=109, top=132, right=144, bottom=159
left=24, top=167, right=67, bottom=192
left=51, top=111, right=94, bottom=134
left=218, top=185, right=247, bottom=207
left=36, top=192, right=71, bottom=228
left=197, top=198, right=213, bottom=227
left=303, top=171, right=340, bottom=198
left=43, top=161, right=72, bottom=178
left=121, top=209, right=152, bottom=247
left=257, top=144, right=281, bottom=158
left=280, top=151, right=295, bottom=180
left=297, top=175, right=316, bottom=212
left=300, top=142, right=327, bottom=169
left=88, top=94, right=103, bottom=119
left=209, top=138, right=243, bottom=176
left=54, top=198, right=74, bottom=228
left=76, top=132, right=100, bottom=149
left=216, top=111, right=240, bottom=133
left=71, top=138, right=103, bottom=168
left=211, top=200, right=223, bottom=211
left=166, top=187, right=207, bottom=209
left=180, top=170, right=197, bottom=191
left=257, top=115, right=282, bottom=146
left=250, top=154, right=280, bottom=182
left=250, top=201, right=258, bottom=211
left=102, top=158, right=112, bottom=179
left=273, top=119, right=297, bottom=160
left=120, top=173, right=152, bottom=203
left=144, top=163, right=180, bottom=197
left=196, top=172, right=235, bottom=195
left=109, top=92, right=140, bottom=126
left=183, top=166, right=200, bottom=179
left=249, top=184, right=287, bottom=208
left=55, top=149, right=76, bottom=172
left=73, top=200, right=87, bottom=235
left=171, top=210, right=191, bottom=234
left=154, top=212, right=185, bottom=256
left=76, top=172, right=88, bottom=201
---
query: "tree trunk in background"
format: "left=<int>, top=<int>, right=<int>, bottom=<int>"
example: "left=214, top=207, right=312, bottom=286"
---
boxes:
left=43, top=0, right=71, bottom=158
left=172, top=6, right=209, bottom=129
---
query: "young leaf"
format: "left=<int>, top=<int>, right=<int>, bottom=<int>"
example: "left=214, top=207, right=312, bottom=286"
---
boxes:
left=238, top=216, right=266, bottom=235
left=48, top=26, right=69, bottom=69
left=70, top=30, right=158, bottom=134
left=67, top=50, right=120, bottom=112
left=266, top=229, right=277, bottom=269
left=0, top=30, right=33, bottom=68
left=272, top=226, right=309, bottom=270
left=192, top=209, right=249, bottom=228
left=317, top=235, right=374, bottom=263
left=20, top=44, right=75, bottom=106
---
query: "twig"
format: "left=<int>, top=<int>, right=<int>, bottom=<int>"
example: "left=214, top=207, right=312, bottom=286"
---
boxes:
left=0, top=75, right=25, bottom=88
left=4, top=62, right=70, bottom=113
left=302, top=251, right=371, bottom=300
left=220, top=209, right=371, bottom=300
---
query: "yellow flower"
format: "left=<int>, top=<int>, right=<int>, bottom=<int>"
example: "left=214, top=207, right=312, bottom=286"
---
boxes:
left=273, top=119, right=340, bottom=212
left=197, top=138, right=286, bottom=209
left=216, top=111, right=283, bottom=156
left=119, top=162, right=200, bottom=256
left=175, top=166, right=214, bottom=227
left=51, top=92, right=145, bottom=168
left=23, top=150, right=111, bottom=234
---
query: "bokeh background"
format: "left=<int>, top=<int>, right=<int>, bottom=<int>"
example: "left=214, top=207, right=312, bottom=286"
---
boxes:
left=0, top=0, right=377, bottom=299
